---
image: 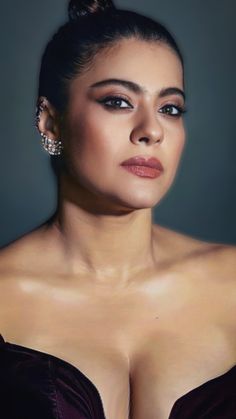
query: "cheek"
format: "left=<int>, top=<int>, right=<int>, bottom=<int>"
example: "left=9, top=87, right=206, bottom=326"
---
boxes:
left=168, top=123, right=186, bottom=160
left=65, top=110, right=125, bottom=176
left=164, top=124, right=186, bottom=181
left=172, top=135, right=185, bottom=163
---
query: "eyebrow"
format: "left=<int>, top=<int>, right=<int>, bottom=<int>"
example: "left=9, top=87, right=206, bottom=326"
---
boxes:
left=89, top=78, right=185, bottom=101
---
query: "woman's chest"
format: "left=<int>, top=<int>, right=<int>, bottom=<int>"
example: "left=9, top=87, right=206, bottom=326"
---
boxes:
left=2, top=307, right=236, bottom=418
left=1, top=277, right=236, bottom=419
left=2, top=320, right=235, bottom=419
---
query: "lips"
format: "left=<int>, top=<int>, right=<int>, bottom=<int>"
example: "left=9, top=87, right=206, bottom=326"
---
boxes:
left=121, top=156, right=163, bottom=171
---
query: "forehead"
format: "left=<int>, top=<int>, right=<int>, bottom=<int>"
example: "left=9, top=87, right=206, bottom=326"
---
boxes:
left=71, top=38, right=184, bottom=93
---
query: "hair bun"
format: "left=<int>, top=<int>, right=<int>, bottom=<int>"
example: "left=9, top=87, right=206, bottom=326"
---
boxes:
left=68, top=0, right=116, bottom=20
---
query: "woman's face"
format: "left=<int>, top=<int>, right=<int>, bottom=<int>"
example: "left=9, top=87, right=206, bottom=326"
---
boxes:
left=62, top=38, right=186, bottom=212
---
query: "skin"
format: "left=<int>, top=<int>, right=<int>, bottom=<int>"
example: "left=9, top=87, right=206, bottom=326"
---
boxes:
left=0, top=38, right=236, bottom=419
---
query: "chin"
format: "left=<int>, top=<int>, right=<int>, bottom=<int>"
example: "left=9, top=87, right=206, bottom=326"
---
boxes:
left=127, top=198, right=163, bottom=210
left=110, top=190, right=166, bottom=211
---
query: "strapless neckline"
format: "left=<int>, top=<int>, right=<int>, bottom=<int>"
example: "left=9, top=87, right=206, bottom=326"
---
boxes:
left=1, top=333, right=236, bottom=418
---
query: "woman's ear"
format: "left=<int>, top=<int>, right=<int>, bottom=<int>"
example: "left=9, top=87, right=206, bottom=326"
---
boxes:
left=36, top=97, right=61, bottom=139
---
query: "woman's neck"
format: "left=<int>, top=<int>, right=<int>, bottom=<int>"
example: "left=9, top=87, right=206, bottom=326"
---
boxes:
left=50, top=176, right=157, bottom=282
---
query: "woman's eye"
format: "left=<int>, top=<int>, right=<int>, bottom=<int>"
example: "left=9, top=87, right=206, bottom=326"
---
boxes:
left=159, top=104, right=186, bottom=117
left=98, top=96, right=132, bottom=109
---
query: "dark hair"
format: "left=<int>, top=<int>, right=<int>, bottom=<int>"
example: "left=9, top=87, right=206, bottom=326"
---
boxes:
left=38, top=0, right=184, bottom=112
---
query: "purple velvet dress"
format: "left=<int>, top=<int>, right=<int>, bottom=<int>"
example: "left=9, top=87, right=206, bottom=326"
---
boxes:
left=1, top=333, right=236, bottom=418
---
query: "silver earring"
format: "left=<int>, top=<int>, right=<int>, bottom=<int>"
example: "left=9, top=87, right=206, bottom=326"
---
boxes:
left=40, top=132, right=63, bottom=156
left=35, top=99, right=63, bottom=156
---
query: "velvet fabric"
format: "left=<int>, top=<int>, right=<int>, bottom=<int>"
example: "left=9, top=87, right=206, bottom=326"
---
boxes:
left=0, top=334, right=236, bottom=418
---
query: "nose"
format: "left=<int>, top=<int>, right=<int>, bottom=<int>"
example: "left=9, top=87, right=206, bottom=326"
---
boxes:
left=130, top=109, right=164, bottom=146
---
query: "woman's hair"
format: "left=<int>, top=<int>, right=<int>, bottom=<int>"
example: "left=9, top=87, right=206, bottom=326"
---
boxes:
left=38, top=0, right=184, bottom=112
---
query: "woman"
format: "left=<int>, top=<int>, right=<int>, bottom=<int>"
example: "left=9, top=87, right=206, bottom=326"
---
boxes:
left=0, top=0, right=235, bottom=418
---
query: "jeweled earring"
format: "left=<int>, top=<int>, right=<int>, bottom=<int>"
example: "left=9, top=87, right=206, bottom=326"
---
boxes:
left=35, top=99, right=64, bottom=156
left=40, top=132, right=63, bottom=156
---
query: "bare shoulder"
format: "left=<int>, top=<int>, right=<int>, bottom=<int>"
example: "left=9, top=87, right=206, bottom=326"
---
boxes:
left=152, top=223, right=236, bottom=277
left=0, top=225, right=49, bottom=277
left=152, top=224, right=236, bottom=332
left=0, top=225, right=56, bottom=330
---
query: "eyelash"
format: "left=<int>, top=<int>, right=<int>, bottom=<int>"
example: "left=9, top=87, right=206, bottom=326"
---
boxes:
left=98, top=95, right=187, bottom=117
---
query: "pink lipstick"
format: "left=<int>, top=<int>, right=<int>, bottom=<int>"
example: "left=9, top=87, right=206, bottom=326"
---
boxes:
left=120, top=156, right=163, bottom=179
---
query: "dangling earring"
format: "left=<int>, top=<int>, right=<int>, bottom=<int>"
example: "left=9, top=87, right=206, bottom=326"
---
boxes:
left=35, top=99, right=64, bottom=156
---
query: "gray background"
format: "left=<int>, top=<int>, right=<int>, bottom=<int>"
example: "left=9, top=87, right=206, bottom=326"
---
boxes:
left=0, top=0, right=235, bottom=247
